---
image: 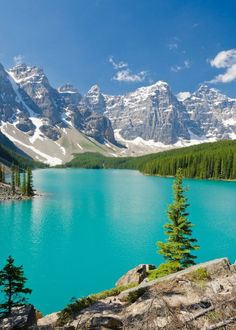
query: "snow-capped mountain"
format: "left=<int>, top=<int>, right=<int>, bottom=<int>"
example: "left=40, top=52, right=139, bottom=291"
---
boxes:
left=87, top=81, right=236, bottom=145
left=0, top=63, right=118, bottom=165
left=104, top=81, right=202, bottom=144
left=183, top=85, right=236, bottom=140
left=0, top=61, right=236, bottom=165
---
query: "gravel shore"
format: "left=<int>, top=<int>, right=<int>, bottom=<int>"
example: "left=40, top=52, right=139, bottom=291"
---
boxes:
left=0, top=182, right=32, bottom=201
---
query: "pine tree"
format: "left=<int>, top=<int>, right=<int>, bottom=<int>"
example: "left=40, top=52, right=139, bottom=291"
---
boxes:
left=2, top=166, right=5, bottom=183
left=26, top=168, right=34, bottom=196
left=0, top=165, right=3, bottom=183
left=11, top=165, right=15, bottom=194
left=157, top=168, right=199, bottom=275
left=0, top=256, right=32, bottom=316
left=21, top=170, right=27, bottom=195
left=15, top=166, right=21, bottom=187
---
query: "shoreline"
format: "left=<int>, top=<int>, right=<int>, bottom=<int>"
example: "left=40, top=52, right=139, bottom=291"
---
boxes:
left=49, top=166, right=236, bottom=182
left=0, top=182, right=36, bottom=202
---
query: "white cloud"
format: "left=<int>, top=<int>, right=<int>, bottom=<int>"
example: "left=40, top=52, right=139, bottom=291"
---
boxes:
left=210, top=49, right=236, bottom=68
left=167, top=37, right=180, bottom=51
left=171, top=60, right=191, bottom=73
left=113, top=69, right=148, bottom=82
left=13, top=54, right=25, bottom=65
left=209, top=49, right=236, bottom=83
left=109, top=56, right=128, bottom=69
left=109, top=56, right=149, bottom=83
left=176, top=91, right=191, bottom=102
left=167, top=42, right=178, bottom=50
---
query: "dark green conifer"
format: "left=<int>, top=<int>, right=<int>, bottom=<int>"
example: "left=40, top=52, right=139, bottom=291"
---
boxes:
left=2, top=166, right=5, bottom=183
left=26, top=168, right=34, bottom=196
left=0, top=256, right=32, bottom=315
left=15, top=166, right=21, bottom=187
left=0, top=165, right=3, bottom=182
left=157, top=169, right=199, bottom=275
left=11, top=165, right=15, bottom=194
left=21, top=170, right=27, bottom=195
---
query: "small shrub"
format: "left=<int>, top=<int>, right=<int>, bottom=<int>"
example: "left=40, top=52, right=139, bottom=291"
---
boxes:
left=188, top=268, right=210, bottom=282
left=147, top=262, right=180, bottom=281
left=121, top=287, right=146, bottom=304
left=90, top=283, right=136, bottom=300
left=56, top=296, right=96, bottom=326
left=207, top=310, right=224, bottom=324
left=36, top=310, right=43, bottom=320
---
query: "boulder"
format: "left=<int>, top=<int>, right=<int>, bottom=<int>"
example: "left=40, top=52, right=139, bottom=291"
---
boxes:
left=37, top=312, right=58, bottom=329
left=0, top=304, right=37, bottom=329
left=116, top=264, right=156, bottom=287
left=39, top=125, right=61, bottom=141
left=230, top=261, right=236, bottom=273
left=86, top=315, right=123, bottom=329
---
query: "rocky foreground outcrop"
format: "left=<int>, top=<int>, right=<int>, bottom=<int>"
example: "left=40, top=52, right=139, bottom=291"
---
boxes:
left=1, top=259, right=235, bottom=329
left=0, top=304, right=37, bottom=329
left=36, top=258, right=236, bottom=330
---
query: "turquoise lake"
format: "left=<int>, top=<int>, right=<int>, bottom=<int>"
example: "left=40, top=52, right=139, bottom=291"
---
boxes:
left=0, top=169, right=236, bottom=314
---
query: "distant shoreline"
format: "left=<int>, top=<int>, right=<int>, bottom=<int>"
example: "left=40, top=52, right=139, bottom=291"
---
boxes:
left=50, top=166, right=236, bottom=182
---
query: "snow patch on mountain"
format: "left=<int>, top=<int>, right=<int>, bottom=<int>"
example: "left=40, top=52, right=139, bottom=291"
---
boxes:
left=1, top=124, right=62, bottom=165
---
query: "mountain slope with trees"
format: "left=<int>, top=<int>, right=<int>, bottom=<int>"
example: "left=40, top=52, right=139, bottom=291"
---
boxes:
left=0, top=131, right=45, bottom=169
left=66, top=140, right=236, bottom=180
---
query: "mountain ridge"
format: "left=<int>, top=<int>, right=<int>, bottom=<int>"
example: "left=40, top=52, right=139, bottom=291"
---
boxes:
left=0, top=61, right=236, bottom=165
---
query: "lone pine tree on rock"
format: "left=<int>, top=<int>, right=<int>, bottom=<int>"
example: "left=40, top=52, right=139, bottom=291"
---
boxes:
left=156, top=168, right=199, bottom=276
left=0, top=256, right=32, bottom=316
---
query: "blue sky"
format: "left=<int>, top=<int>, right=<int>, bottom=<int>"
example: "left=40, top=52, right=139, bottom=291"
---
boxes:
left=0, top=0, right=236, bottom=96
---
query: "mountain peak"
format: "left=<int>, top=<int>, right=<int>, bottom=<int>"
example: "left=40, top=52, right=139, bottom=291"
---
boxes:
left=195, top=84, right=230, bottom=100
left=128, top=80, right=169, bottom=95
left=152, top=80, right=169, bottom=87
left=197, top=84, right=213, bottom=92
left=58, top=84, right=79, bottom=94
left=196, top=84, right=224, bottom=96
left=142, top=80, right=169, bottom=90
left=9, top=63, right=46, bottom=85
left=87, top=84, right=101, bottom=95
left=11, top=62, right=28, bottom=71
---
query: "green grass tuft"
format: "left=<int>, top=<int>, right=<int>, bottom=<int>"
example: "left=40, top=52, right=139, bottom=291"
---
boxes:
left=187, top=268, right=211, bottom=282
left=121, top=287, right=147, bottom=304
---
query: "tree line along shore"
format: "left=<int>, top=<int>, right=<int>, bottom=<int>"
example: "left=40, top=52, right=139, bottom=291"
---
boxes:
left=65, top=140, right=236, bottom=180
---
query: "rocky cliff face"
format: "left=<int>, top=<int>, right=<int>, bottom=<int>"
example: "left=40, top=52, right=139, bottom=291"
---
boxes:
left=183, top=85, right=236, bottom=140
left=105, top=81, right=202, bottom=144
left=58, top=83, right=115, bottom=144
left=36, top=258, right=236, bottom=329
left=8, top=63, right=115, bottom=144
left=0, top=63, right=37, bottom=132
left=0, top=304, right=37, bottom=329
left=0, top=62, right=119, bottom=164
left=75, top=80, right=236, bottom=145
left=9, top=64, right=63, bottom=126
